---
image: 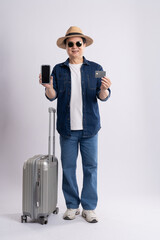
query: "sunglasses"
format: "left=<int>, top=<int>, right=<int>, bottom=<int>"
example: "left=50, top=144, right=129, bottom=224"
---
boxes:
left=68, top=41, right=82, bottom=48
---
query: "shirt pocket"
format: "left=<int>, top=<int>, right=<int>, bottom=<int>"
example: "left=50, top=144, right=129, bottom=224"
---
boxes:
left=58, top=73, right=67, bottom=93
left=87, top=74, right=97, bottom=90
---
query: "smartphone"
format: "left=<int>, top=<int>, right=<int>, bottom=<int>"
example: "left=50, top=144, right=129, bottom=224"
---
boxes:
left=95, top=71, right=106, bottom=78
left=41, top=65, right=50, bottom=84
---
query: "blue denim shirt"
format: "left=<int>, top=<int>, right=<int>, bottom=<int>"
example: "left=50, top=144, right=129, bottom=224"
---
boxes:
left=46, top=57, right=111, bottom=137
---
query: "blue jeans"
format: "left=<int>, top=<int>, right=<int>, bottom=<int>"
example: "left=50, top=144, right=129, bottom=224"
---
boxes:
left=60, top=131, right=98, bottom=210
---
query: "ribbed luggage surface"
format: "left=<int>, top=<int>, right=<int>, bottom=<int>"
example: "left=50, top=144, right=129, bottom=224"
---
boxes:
left=21, top=108, right=59, bottom=225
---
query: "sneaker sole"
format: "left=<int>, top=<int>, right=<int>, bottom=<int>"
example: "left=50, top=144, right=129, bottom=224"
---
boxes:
left=82, top=212, right=98, bottom=223
left=63, top=216, right=73, bottom=220
left=63, top=210, right=80, bottom=220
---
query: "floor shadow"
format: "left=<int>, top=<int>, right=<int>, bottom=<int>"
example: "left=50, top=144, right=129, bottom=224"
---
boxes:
left=0, top=212, right=85, bottom=227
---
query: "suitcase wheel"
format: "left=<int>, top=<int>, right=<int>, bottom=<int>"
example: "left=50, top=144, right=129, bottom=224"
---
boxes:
left=21, top=215, right=27, bottom=223
left=39, top=217, right=48, bottom=225
left=53, top=207, right=59, bottom=214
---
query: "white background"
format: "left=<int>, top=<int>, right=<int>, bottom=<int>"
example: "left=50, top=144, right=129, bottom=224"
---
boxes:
left=0, top=0, right=160, bottom=239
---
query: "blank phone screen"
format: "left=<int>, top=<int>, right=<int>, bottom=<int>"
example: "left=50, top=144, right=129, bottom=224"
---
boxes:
left=42, top=65, right=50, bottom=84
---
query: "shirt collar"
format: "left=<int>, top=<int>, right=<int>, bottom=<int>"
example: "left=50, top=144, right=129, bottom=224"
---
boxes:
left=62, top=56, right=90, bottom=67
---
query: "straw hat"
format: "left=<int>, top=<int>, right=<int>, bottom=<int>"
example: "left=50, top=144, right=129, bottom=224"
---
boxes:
left=56, top=26, right=93, bottom=49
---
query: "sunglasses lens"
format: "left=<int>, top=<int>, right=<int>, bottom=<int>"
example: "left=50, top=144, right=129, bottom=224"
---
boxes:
left=68, top=41, right=82, bottom=48
left=68, top=42, right=74, bottom=47
left=76, top=41, right=82, bottom=47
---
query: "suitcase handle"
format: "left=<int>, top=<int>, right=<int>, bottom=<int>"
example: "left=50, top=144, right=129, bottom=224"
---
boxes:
left=48, top=107, right=56, bottom=162
left=36, top=181, right=40, bottom=207
left=36, top=168, right=41, bottom=208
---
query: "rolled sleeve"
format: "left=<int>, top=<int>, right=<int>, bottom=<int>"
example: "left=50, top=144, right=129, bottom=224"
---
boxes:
left=45, top=89, right=57, bottom=101
left=97, top=88, right=111, bottom=102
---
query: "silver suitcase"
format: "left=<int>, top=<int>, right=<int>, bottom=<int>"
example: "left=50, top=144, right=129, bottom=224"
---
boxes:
left=21, top=107, right=59, bottom=224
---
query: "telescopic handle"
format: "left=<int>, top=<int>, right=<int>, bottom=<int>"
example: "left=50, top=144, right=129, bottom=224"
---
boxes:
left=48, top=107, right=56, bottom=161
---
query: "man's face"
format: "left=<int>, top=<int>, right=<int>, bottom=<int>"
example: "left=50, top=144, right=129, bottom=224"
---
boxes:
left=66, top=37, right=86, bottom=59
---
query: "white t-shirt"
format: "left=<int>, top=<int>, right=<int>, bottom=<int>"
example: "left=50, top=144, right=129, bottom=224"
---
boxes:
left=69, top=63, right=83, bottom=130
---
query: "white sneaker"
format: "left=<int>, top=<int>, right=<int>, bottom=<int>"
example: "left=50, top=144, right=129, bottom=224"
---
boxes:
left=82, top=210, right=98, bottom=223
left=63, top=208, right=80, bottom=220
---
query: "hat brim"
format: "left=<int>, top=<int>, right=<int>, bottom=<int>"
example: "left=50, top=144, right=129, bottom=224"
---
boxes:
left=57, top=34, right=93, bottom=49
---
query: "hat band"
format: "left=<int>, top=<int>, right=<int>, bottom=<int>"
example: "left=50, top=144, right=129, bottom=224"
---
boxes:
left=66, top=32, right=83, bottom=37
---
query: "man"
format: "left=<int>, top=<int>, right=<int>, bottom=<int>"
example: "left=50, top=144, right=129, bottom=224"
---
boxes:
left=39, top=26, right=111, bottom=223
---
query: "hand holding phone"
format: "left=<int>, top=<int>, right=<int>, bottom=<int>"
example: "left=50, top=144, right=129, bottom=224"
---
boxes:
left=41, top=65, right=50, bottom=84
